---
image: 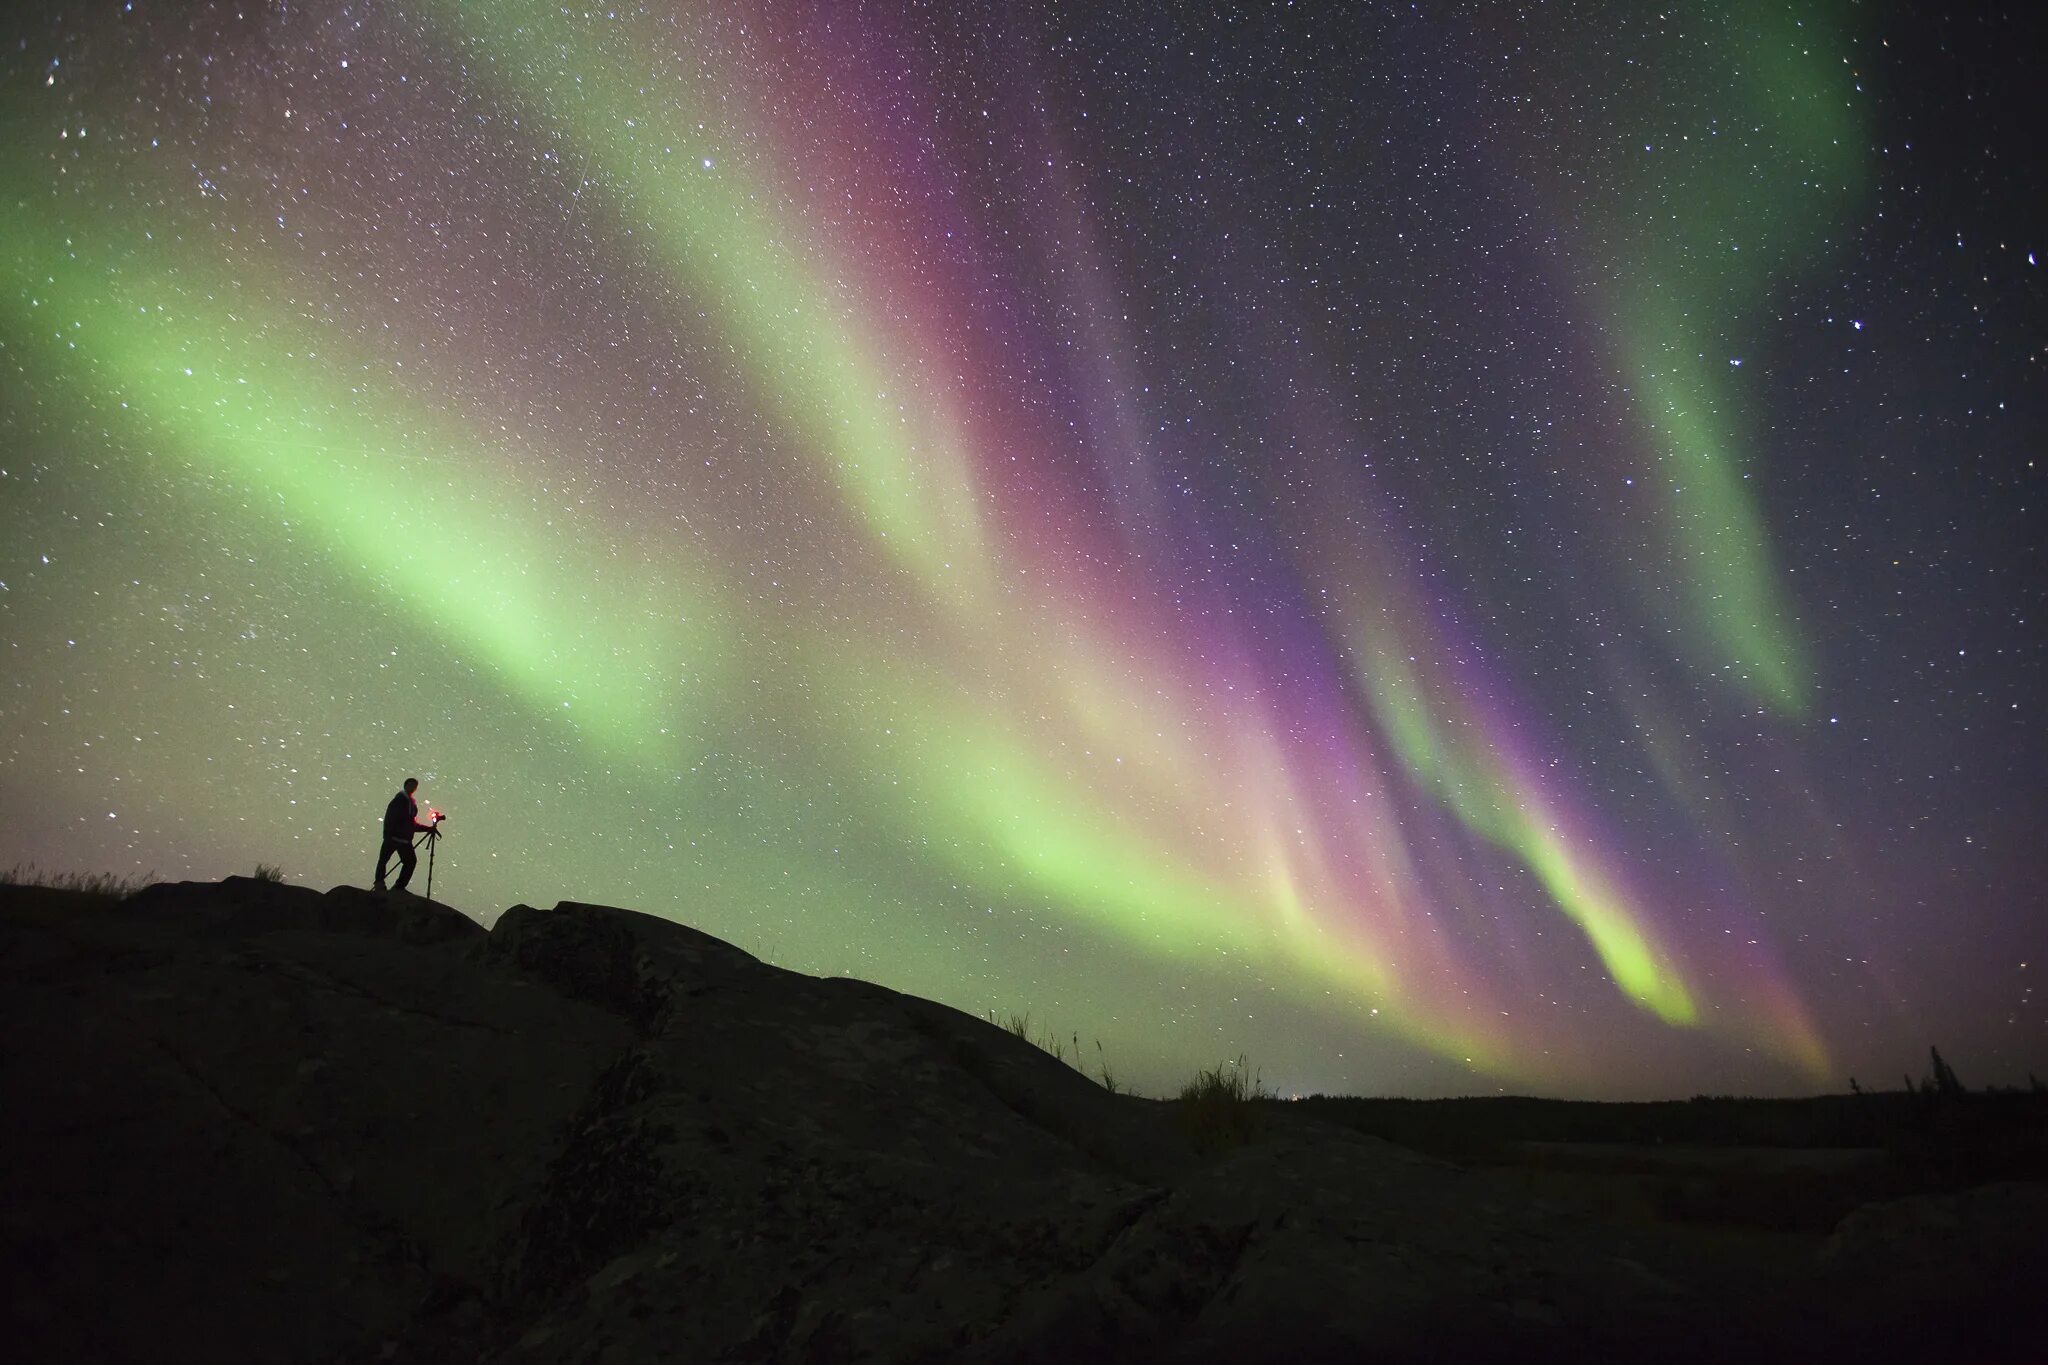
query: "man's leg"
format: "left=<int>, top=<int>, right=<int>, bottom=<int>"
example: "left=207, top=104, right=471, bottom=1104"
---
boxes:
left=375, top=839, right=397, bottom=889
left=391, top=838, right=419, bottom=891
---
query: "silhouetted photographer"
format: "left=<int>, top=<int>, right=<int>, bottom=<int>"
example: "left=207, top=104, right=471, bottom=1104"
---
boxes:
left=374, top=778, right=445, bottom=893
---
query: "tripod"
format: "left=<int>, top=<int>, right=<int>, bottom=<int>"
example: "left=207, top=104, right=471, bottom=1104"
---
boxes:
left=414, top=827, right=442, bottom=900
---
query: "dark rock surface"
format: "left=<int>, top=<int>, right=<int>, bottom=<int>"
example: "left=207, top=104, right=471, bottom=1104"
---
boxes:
left=2, top=879, right=2042, bottom=1363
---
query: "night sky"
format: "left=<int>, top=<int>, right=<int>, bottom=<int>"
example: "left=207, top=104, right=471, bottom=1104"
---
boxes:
left=3, top=1, right=2041, bottom=1100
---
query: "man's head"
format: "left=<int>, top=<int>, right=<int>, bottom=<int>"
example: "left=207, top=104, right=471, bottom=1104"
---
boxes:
left=403, top=777, right=419, bottom=793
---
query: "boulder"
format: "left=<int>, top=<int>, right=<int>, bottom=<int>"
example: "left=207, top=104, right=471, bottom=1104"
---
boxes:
left=4, top=878, right=2043, bottom=1363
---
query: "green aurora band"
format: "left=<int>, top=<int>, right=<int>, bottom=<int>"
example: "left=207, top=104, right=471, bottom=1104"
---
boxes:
left=0, top=0, right=1871, bottom=1093
left=1570, top=2, right=1869, bottom=714
left=1, top=182, right=726, bottom=760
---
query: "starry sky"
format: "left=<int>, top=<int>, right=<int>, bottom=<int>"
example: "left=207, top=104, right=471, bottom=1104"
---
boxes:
left=2, top=1, right=2041, bottom=1100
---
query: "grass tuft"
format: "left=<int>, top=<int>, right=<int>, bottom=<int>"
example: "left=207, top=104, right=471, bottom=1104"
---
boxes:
left=0, top=862, right=154, bottom=900
left=987, top=1009, right=1132, bottom=1095
left=1096, top=1039, right=1122, bottom=1096
left=251, top=862, right=286, bottom=883
left=1175, top=1054, right=1267, bottom=1154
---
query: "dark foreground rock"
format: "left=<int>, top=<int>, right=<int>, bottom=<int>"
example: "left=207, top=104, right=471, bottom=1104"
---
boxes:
left=2, top=879, right=2042, bottom=1363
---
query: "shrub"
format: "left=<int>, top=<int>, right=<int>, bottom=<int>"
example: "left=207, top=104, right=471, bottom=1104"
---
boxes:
left=252, top=862, right=286, bottom=883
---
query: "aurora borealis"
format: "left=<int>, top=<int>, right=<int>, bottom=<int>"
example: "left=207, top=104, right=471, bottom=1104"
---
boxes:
left=2, top=2, right=2040, bottom=1099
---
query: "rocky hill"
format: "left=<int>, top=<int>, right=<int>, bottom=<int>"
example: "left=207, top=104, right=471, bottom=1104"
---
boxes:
left=3, top=878, right=2042, bottom=1362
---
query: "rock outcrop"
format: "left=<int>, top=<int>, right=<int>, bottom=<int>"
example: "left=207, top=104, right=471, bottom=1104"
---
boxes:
left=2, top=879, right=2041, bottom=1362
